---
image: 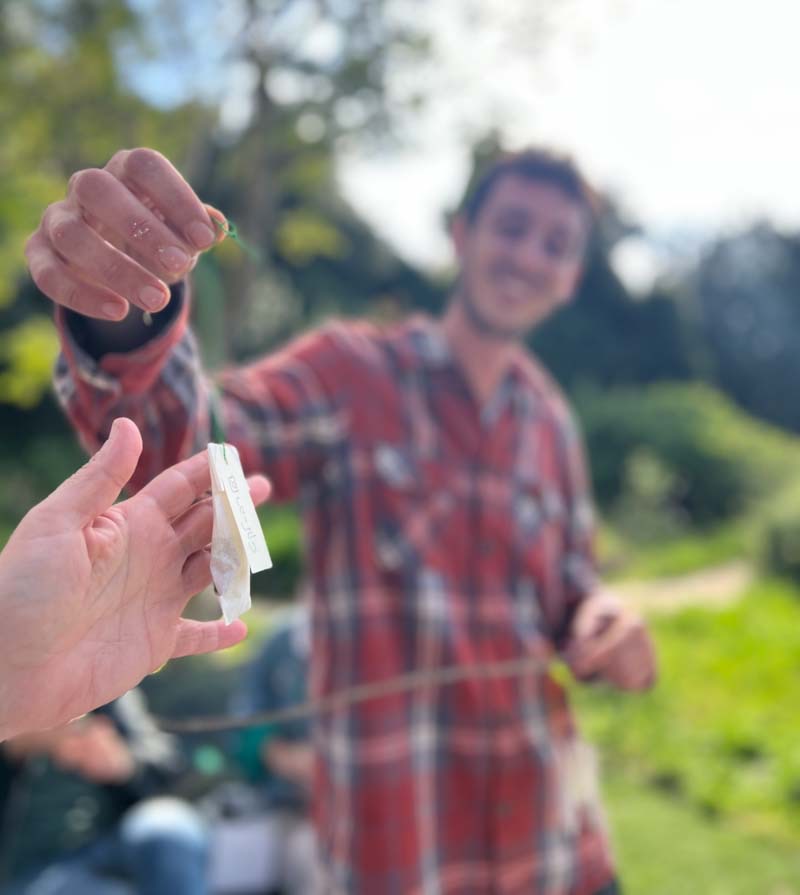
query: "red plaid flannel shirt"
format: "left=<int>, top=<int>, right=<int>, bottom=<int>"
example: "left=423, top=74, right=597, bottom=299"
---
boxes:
left=55, top=290, right=615, bottom=894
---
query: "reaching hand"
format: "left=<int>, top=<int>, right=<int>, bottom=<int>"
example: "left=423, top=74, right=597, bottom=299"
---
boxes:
left=25, top=147, right=225, bottom=321
left=0, top=418, right=270, bottom=739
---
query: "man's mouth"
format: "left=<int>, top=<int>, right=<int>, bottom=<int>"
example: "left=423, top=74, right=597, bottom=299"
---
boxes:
left=493, top=270, right=541, bottom=304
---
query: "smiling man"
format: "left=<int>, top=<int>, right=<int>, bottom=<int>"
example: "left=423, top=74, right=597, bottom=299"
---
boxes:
left=28, top=146, right=656, bottom=894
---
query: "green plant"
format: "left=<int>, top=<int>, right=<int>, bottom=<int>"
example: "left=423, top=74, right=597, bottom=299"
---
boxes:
left=758, top=484, right=800, bottom=584
left=576, top=384, right=800, bottom=528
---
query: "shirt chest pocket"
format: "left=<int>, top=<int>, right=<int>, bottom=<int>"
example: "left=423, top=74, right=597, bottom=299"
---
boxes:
left=512, top=481, right=566, bottom=567
left=369, top=442, right=452, bottom=573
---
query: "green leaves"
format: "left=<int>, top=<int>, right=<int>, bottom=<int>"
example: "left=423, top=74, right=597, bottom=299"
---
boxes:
left=0, top=316, right=59, bottom=408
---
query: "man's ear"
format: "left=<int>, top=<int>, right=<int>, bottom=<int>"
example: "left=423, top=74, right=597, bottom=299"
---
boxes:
left=564, top=262, right=585, bottom=299
left=451, top=214, right=469, bottom=261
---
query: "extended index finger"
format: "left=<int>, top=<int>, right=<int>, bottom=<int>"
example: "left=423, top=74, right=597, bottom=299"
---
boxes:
left=136, top=451, right=211, bottom=520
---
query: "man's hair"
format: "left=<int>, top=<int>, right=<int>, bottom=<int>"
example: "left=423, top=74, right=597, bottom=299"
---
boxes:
left=459, top=148, right=599, bottom=226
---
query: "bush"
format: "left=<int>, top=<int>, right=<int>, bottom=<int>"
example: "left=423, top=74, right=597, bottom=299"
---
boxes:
left=255, top=503, right=304, bottom=598
left=759, top=485, right=800, bottom=584
left=574, top=384, right=800, bottom=529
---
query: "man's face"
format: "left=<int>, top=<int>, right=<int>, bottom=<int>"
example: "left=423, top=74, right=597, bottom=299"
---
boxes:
left=453, top=175, right=589, bottom=340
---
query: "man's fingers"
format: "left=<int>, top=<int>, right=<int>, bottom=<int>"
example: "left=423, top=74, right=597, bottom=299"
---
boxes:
left=105, top=149, right=218, bottom=252
left=26, top=231, right=130, bottom=321
left=571, top=619, right=656, bottom=689
left=606, top=637, right=658, bottom=691
left=136, top=452, right=211, bottom=520
left=204, top=205, right=229, bottom=245
left=171, top=618, right=247, bottom=659
left=569, top=618, right=631, bottom=678
left=42, top=206, right=170, bottom=314
left=49, top=418, right=142, bottom=526
left=67, top=166, right=196, bottom=285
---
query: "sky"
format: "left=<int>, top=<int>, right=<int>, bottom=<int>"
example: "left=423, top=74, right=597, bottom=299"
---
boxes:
left=337, top=0, right=800, bottom=285
left=125, top=0, right=800, bottom=288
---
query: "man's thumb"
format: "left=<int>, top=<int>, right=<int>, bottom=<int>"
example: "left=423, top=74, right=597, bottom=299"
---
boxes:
left=51, top=419, right=143, bottom=525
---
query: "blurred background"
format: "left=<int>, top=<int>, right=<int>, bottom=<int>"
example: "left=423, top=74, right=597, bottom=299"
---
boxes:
left=2, top=0, right=800, bottom=892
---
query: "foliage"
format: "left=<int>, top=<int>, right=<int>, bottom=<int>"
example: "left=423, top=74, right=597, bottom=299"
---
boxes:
left=758, top=483, right=800, bottom=585
left=0, top=316, right=60, bottom=408
left=531, top=208, right=696, bottom=391
left=574, top=580, right=800, bottom=843
left=693, top=223, right=800, bottom=433
left=255, top=504, right=304, bottom=599
left=604, top=522, right=748, bottom=581
left=575, top=383, right=800, bottom=529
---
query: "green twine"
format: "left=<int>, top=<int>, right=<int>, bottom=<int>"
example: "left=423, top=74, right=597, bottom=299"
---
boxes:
left=142, top=216, right=259, bottom=328
left=213, top=216, right=262, bottom=262
left=209, top=386, right=228, bottom=461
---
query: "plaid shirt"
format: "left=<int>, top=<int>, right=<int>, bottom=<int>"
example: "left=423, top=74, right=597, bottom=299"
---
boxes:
left=55, top=292, right=615, bottom=894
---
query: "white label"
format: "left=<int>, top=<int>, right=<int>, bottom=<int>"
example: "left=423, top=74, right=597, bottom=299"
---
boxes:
left=208, top=443, right=272, bottom=574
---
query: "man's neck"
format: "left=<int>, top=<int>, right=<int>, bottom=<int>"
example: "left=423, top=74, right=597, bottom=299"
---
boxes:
left=440, top=297, right=519, bottom=407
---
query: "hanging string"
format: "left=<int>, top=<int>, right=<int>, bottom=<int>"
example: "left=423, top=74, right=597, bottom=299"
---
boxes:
left=154, top=653, right=554, bottom=733
left=212, top=216, right=263, bottom=262
left=208, top=385, right=228, bottom=461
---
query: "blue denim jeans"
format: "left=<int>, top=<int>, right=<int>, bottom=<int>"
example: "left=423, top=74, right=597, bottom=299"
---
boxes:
left=5, top=797, right=208, bottom=895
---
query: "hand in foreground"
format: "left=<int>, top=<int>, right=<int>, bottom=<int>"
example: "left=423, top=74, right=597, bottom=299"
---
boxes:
left=25, top=147, right=225, bottom=321
left=564, top=590, right=657, bottom=691
left=0, top=418, right=270, bottom=739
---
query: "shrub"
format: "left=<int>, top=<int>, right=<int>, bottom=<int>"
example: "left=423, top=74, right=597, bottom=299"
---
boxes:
left=574, top=383, right=800, bottom=528
left=759, top=485, right=800, bottom=584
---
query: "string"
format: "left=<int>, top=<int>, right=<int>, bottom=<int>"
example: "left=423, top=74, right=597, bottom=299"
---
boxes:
left=154, top=653, right=554, bottom=733
left=143, top=215, right=259, bottom=327
left=212, top=216, right=263, bottom=262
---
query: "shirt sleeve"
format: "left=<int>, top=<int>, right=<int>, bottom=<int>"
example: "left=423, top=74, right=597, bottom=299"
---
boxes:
left=555, top=409, right=598, bottom=648
left=53, top=283, right=350, bottom=497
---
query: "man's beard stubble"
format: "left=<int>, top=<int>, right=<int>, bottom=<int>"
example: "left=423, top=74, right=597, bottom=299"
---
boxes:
left=455, top=278, right=525, bottom=344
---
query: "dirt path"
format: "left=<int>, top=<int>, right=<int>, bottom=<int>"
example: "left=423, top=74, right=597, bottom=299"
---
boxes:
left=615, top=560, right=754, bottom=614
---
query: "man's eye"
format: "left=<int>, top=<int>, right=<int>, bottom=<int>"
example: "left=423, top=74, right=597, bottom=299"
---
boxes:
left=545, top=236, right=573, bottom=260
left=497, top=223, right=525, bottom=239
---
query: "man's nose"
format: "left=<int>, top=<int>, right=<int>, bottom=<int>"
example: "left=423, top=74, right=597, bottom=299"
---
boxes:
left=515, top=236, right=552, bottom=276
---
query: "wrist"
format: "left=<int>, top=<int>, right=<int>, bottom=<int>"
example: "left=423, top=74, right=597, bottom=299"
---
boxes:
left=64, top=281, right=185, bottom=360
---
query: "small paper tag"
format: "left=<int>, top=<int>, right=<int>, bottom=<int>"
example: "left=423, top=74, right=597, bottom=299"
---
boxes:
left=208, top=443, right=272, bottom=573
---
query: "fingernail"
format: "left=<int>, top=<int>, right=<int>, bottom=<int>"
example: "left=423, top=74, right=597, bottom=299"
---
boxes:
left=102, top=301, right=127, bottom=320
left=158, top=245, right=191, bottom=273
left=139, top=285, right=168, bottom=311
left=187, top=221, right=216, bottom=250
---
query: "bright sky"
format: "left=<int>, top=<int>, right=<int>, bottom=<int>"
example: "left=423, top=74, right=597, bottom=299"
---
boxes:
left=338, top=0, right=800, bottom=281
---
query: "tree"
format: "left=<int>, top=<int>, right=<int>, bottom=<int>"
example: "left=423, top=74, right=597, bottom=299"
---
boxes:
left=692, top=223, right=800, bottom=433
left=0, top=0, right=209, bottom=406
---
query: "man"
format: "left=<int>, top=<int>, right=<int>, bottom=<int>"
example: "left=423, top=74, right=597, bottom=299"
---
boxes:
left=27, top=146, right=657, bottom=894
left=0, top=417, right=270, bottom=742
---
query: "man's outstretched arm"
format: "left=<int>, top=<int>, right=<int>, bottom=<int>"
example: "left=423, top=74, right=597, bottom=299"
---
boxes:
left=28, top=147, right=349, bottom=496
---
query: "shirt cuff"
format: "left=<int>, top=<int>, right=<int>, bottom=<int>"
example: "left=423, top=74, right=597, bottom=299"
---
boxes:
left=55, top=282, right=191, bottom=396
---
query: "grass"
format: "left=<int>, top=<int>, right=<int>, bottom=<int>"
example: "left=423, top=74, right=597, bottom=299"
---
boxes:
left=604, top=772, right=800, bottom=895
left=600, top=521, right=749, bottom=581
left=574, top=579, right=800, bottom=844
